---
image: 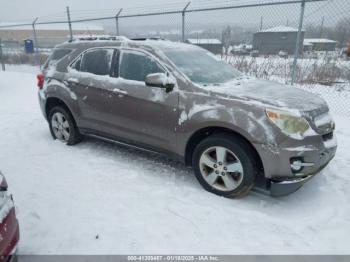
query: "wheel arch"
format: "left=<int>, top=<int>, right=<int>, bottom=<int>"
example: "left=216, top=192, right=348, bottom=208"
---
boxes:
left=184, top=126, right=265, bottom=177
left=45, top=97, right=78, bottom=126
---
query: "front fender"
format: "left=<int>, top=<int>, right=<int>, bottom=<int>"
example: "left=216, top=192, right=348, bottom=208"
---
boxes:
left=176, top=99, right=284, bottom=157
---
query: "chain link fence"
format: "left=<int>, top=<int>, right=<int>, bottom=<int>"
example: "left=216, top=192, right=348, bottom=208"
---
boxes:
left=0, top=0, right=349, bottom=115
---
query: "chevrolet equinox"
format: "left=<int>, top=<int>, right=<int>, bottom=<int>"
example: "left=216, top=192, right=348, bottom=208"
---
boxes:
left=38, top=36, right=337, bottom=198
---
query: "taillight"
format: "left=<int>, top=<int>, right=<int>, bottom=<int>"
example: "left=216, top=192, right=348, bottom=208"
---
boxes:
left=37, top=73, right=44, bottom=89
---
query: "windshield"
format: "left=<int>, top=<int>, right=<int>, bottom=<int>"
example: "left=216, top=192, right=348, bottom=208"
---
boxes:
left=163, top=47, right=241, bottom=85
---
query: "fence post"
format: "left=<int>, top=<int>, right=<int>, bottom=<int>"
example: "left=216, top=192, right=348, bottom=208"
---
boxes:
left=182, top=2, right=191, bottom=42
left=115, top=8, right=123, bottom=36
left=319, top=16, right=325, bottom=38
left=66, top=6, right=73, bottom=41
left=0, top=38, right=5, bottom=71
left=291, top=0, right=306, bottom=85
left=32, top=18, right=41, bottom=70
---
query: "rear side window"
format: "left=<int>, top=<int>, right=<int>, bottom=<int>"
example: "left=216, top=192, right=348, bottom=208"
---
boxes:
left=44, top=48, right=72, bottom=69
left=119, top=51, right=164, bottom=82
left=80, top=49, right=114, bottom=76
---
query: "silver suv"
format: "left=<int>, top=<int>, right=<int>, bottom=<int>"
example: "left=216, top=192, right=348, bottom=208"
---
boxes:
left=38, top=36, right=337, bottom=198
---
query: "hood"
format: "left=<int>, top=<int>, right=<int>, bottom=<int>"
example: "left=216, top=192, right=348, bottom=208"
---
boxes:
left=201, top=77, right=329, bottom=114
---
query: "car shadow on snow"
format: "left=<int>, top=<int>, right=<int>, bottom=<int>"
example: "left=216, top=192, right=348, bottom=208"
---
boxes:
left=68, top=135, right=330, bottom=208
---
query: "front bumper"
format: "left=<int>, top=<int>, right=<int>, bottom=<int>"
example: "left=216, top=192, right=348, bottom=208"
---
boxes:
left=254, top=132, right=337, bottom=197
left=254, top=175, right=313, bottom=197
left=269, top=176, right=313, bottom=197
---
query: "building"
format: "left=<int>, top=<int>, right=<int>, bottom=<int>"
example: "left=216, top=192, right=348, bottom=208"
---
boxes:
left=303, top=38, right=337, bottom=51
left=253, top=26, right=305, bottom=55
left=186, top=38, right=223, bottom=54
left=0, top=23, right=105, bottom=48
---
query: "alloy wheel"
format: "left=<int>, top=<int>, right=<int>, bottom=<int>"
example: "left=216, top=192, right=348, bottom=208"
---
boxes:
left=199, top=146, right=244, bottom=191
left=51, top=112, right=70, bottom=142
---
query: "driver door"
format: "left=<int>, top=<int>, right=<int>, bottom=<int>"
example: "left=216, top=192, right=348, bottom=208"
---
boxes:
left=110, top=48, right=179, bottom=151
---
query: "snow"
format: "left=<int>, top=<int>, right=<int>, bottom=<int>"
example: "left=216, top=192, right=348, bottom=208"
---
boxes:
left=71, top=35, right=129, bottom=43
left=304, top=38, right=337, bottom=44
left=259, top=26, right=304, bottom=33
left=186, top=39, right=222, bottom=45
left=0, top=22, right=104, bottom=31
left=198, top=76, right=328, bottom=113
left=314, top=111, right=334, bottom=128
left=1, top=68, right=350, bottom=254
left=324, top=135, right=338, bottom=149
left=113, top=88, right=128, bottom=95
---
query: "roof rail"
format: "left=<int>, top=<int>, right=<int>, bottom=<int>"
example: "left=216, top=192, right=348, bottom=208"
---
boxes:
left=69, top=35, right=129, bottom=42
left=131, top=37, right=166, bottom=41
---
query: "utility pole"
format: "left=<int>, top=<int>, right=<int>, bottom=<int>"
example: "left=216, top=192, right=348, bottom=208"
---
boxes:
left=32, top=18, right=41, bottom=69
left=0, top=38, right=5, bottom=71
left=260, top=16, right=263, bottom=30
left=291, top=0, right=306, bottom=85
left=115, top=8, right=123, bottom=36
left=182, top=2, right=191, bottom=42
left=319, top=16, right=324, bottom=38
left=66, top=6, right=73, bottom=41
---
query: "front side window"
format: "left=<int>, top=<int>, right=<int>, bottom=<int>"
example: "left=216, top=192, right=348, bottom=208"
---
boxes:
left=119, top=50, right=164, bottom=82
left=71, top=55, right=82, bottom=71
left=80, top=49, right=114, bottom=76
left=162, top=47, right=241, bottom=85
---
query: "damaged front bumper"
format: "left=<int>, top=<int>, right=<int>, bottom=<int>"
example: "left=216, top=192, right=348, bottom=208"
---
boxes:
left=254, top=132, right=337, bottom=197
left=254, top=175, right=313, bottom=197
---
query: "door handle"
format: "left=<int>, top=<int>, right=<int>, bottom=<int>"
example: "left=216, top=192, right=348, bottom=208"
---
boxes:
left=112, top=88, right=127, bottom=96
left=67, top=78, right=79, bottom=84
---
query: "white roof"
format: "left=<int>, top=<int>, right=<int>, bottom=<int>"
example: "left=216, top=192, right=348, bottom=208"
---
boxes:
left=259, top=26, right=304, bottom=33
left=233, top=44, right=253, bottom=50
left=187, top=38, right=222, bottom=44
left=303, top=42, right=313, bottom=46
left=0, top=22, right=104, bottom=31
left=304, top=38, right=337, bottom=44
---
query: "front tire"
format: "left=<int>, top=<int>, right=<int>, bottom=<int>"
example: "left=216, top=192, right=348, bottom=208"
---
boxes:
left=48, top=106, right=82, bottom=145
left=192, top=134, right=257, bottom=198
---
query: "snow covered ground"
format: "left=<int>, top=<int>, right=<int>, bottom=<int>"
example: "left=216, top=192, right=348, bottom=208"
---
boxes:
left=1, top=67, right=350, bottom=255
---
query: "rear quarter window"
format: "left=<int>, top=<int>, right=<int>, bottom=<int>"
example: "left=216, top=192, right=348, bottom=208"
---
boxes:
left=44, top=48, right=72, bottom=70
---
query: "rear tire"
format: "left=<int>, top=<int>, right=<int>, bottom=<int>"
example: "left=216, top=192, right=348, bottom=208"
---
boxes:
left=192, top=133, right=257, bottom=198
left=48, top=106, right=82, bottom=145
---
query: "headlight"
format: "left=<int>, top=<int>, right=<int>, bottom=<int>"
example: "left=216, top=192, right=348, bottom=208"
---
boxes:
left=265, top=109, right=311, bottom=138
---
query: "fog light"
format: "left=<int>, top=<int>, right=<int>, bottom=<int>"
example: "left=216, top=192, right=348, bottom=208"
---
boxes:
left=290, top=158, right=315, bottom=172
left=291, top=160, right=303, bottom=172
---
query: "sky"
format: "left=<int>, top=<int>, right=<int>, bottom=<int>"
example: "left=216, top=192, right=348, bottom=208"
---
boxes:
left=2, top=0, right=175, bottom=22
left=0, top=0, right=349, bottom=30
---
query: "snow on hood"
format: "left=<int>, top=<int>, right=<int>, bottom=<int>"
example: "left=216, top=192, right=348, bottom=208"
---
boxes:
left=199, top=77, right=328, bottom=113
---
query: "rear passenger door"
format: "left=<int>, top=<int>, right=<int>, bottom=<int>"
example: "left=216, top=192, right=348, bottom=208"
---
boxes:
left=65, top=48, right=120, bottom=132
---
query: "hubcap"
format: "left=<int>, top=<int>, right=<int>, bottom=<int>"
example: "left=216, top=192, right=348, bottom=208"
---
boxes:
left=199, top=146, right=244, bottom=191
left=51, top=112, right=70, bottom=142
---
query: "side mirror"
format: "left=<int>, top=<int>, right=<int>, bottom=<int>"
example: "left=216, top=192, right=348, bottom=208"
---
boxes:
left=145, top=73, right=176, bottom=93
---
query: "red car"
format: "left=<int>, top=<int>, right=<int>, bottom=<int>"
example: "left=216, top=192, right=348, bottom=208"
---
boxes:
left=0, top=171, right=19, bottom=262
